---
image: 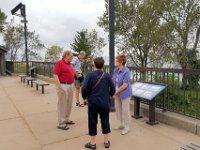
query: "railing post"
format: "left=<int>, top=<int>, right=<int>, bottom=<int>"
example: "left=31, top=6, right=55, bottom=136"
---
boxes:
left=162, top=72, right=166, bottom=111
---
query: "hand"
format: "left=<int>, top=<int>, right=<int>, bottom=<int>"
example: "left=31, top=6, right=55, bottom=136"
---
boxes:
left=115, top=91, right=119, bottom=95
left=59, top=88, right=65, bottom=93
left=112, top=94, right=117, bottom=100
left=57, top=86, right=65, bottom=93
left=76, top=73, right=81, bottom=78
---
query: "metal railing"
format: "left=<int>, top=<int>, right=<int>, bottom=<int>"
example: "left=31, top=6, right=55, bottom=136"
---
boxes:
left=32, top=61, right=55, bottom=78
left=8, top=61, right=200, bottom=119
left=129, top=67, right=200, bottom=119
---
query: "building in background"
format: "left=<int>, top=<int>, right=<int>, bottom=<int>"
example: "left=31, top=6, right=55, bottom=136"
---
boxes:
left=0, top=46, right=8, bottom=76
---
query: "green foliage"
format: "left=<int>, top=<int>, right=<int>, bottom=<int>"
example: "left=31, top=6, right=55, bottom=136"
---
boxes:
left=3, top=21, right=24, bottom=61
left=70, top=29, right=106, bottom=62
left=88, top=29, right=106, bottom=58
left=131, top=70, right=200, bottom=117
left=13, top=62, right=26, bottom=73
left=162, top=0, right=200, bottom=69
left=98, top=0, right=200, bottom=69
left=21, top=31, right=45, bottom=61
left=3, top=19, right=45, bottom=61
left=71, top=29, right=91, bottom=58
left=179, top=50, right=200, bottom=89
left=151, top=73, right=200, bottom=117
left=0, top=9, right=7, bottom=33
left=98, top=0, right=171, bottom=67
left=45, top=45, right=63, bottom=62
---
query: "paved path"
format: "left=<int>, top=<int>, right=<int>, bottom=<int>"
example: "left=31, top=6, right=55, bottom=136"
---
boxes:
left=0, top=76, right=200, bottom=150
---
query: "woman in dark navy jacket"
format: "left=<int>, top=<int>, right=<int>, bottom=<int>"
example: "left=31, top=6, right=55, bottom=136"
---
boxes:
left=82, top=57, right=115, bottom=149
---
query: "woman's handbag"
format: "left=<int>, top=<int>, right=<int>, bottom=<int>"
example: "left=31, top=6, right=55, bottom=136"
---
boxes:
left=75, top=73, right=84, bottom=82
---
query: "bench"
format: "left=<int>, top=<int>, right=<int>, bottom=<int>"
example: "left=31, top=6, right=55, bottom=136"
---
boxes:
left=33, top=80, right=50, bottom=94
left=25, top=77, right=37, bottom=87
left=19, top=75, right=28, bottom=83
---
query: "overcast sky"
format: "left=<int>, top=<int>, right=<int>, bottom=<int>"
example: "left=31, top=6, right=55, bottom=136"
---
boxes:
left=0, top=0, right=109, bottom=57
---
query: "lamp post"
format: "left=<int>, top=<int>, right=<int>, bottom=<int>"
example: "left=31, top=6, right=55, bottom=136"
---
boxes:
left=11, top=3, right=29, bottom=76
left=109, top=0, right=115, bottom=111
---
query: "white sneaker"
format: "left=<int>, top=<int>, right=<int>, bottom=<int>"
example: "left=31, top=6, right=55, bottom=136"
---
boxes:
left=121, top=127, right=130, bottom=135
left=113, top=125, right=124, bottom=130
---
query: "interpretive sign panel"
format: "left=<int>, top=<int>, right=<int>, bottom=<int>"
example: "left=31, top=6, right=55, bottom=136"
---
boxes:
left=132, top=82, right=166, bottom=100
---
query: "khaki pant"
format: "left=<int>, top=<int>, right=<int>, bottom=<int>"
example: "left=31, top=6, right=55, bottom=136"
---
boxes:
left=56, top=84, right=73, bottom=125
left=115, top=96, right=131, bottom=127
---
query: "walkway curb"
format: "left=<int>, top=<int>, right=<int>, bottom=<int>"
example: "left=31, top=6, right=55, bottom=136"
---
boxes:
left=139, top=103, right=200, bottom=136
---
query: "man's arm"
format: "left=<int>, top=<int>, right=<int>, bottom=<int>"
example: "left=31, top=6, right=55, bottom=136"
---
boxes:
left=54, top=74, right=62, bottom=89
left=71, top=57, right=81, bottom=78
left=54, top=61, right=64, bottom=91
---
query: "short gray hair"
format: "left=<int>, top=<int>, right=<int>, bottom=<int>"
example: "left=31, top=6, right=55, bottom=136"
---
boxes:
left=62, top=50, right=72, bottom=58
left=79, top=51, right=86, bottom=56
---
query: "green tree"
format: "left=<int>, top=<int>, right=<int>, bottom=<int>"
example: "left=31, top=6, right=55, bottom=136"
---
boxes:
left=161, top=0, right=200, bottom=88
left=21, top=31, right=44, bottom=61
left=98, top=0, right=171, bottom=67
left=3, top=21, right=24, bottom=61
left=0, top=9, right=7, bottom=33
left=3, top=20, right=44, bottom=61
left=162, top=0, right=200, bottom=69
left=45, top=45, right=63, bottom=62
left=70, top=30, right=92, bottom=59
left=88, top=29, right=106, bottom=58
left=70, top=29, right=106, bottom=62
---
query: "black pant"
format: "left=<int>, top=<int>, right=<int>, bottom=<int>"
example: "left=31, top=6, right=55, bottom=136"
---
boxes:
left=88, top=104, right=110, bottom=136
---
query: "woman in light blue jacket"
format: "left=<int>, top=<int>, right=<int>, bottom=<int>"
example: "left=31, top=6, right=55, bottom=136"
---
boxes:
left=112, top=54, right=132, bottom=135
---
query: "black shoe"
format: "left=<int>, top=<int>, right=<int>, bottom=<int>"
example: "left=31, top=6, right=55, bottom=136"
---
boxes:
left=104, top=141, right=110, bottom=148
left=76, top=102, right=84, bottom=107
left=84, top=100, right=88, bottom=105
left=85, top=142, right=96, bottom=150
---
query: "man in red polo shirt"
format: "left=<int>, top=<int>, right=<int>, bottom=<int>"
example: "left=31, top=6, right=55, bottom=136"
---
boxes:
left=54, top=50, right=75, bottom=130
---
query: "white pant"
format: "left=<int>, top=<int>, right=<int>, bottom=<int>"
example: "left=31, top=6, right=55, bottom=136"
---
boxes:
left=115, top=96, right=131, bottom=127
left=56, top=84, right=73, bottom=124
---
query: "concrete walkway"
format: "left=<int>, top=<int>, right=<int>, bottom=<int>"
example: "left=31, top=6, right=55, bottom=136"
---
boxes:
left=0, top=76, right=200, bottom=150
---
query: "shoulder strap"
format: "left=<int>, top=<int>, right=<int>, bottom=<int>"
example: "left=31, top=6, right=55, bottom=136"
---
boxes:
left=92, top=72, right=105, bottom=90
